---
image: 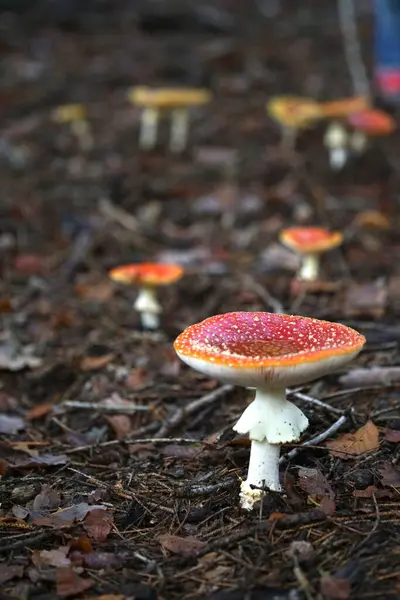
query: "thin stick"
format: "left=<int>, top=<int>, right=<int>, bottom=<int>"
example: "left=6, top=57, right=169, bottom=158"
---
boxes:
left=288, top=389, right=346, bottom=416
left=155, top=384, right=234, bottom=438
left=280, top=414, right=347, bottom=464
left=61, top=400, right=150, bottom=414
left=337, top=0, right=370, bottom=98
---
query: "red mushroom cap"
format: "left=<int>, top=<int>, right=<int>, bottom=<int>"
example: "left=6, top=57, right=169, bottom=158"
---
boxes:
left=109, top=263, right=183, bottom=286
left=279, top=227, right=343, bottom=254
left=346, top=109, right=396, bottom=136
left=174, top=312, right=365, bottom=387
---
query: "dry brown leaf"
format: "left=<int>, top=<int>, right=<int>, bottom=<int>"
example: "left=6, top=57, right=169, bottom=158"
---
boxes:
left=79, top=354, right=114, bottom=371
left=158, top=534, right=206, bottom=556
left=298, top=467, right=335, bottom=498
left=344, top=282, right=387, bottom=319
left=379, top=462, right=400, bottom=487
left=74, top=280, right=114, bottom=302
left=320, top=574, right=351, bottom=599
left=326, top=421, right=379, bottom=459
left=83, top=509, right=113, bottom=542
left=56, top=567, right=93, bottom=598
left=32, top=546, right=70, bottom=568
left=319, top=496, right=336, bottom=516
left=105, top=415, right=132, bottom=438
left=384, top=428, right=400, bottom=443
left=0, top=564, right=24, bottom=585
left=26, top=402, right=54, bottom=420
left=267, top=512, right=288, bottom=520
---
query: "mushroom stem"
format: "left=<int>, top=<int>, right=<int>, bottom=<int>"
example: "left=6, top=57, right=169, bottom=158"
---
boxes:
left=139, top=107, right=159, bottom=150
left=239, top=440, right=281, bottom=510
left=169, top=108, right=189, bottom=153
left=233, top=387, right=308, bottom=510
left=299, top=253, right=319, bottom=281
left=134, top=286, right=161, bottom=330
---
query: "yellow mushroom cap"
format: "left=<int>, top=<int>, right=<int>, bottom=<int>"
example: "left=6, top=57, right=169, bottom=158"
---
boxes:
left=267, top=96, right=322, bottom=128
left=128, top=86, right=212, bottom=109
left=52, top=104, right=87, bottom=123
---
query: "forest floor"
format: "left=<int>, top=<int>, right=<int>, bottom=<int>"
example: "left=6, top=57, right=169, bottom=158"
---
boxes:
left=1, top=2, right=400, bottom=599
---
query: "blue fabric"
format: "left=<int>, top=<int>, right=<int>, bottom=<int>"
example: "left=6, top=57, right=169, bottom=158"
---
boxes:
left=374, top=0, right=400, bottom=68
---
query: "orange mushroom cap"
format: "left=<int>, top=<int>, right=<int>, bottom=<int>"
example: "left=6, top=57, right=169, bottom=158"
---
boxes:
left=128, top=86, right=212, bottom=109
left=267, top=96, right=322, bottom=128
left=346, top=109, right=396, bottom=136
left=109, top=263, right=184, bottom=286
left=174, top=312, right=365, bottom=386
left=279, top=227, right=343, bottom=254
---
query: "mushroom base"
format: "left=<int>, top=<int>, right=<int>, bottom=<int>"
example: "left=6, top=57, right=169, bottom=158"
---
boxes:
left=239, top=440, right=281, bottom=511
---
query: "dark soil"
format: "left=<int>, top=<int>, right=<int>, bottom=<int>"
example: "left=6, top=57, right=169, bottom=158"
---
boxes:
left=1, top=2, right=400, bottom=599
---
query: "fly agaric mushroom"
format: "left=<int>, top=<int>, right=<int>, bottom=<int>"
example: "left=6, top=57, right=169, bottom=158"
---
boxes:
left=346, top=109, right=396, bottom=157
left=174, top=312, right=365, bottom=510
left=51, top=103, right=92, bottom=151
left=109, top=263, right=183, bottom=329
left=128, top=86, right=212, bottom=153
left=323, top=121, right=349, bottom=170
left=279, top=227, right=343, bottom=282
left=320, top=95, right=369, bottom=118
left=267, top=96, right=322, bottom=148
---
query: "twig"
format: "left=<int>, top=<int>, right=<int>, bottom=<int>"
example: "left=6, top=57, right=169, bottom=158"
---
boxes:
left=175, top=478, right=237, bottom=498
left=155, top=384, right=234, bottom=438
left=61, top=400, right=150, bottom=414
left=98, top=197, right=139, bottom=232
left=280, top=414, right=347, bottom=464
left=337, top=0, right=370, bottom=98
left=64, top=436, right=201, bottom=454
left=288, top=389, right=346, bottom=416
left=0, top=531, right=54, bottom=554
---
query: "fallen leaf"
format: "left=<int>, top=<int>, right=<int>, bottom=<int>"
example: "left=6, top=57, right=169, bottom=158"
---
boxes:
left=74, top=280, right=114, bottom=302
left=298, top=467, right=335, bottom=498
left=0, top=564, right=24, bottom=585
left=158, top=534, right=206, bottom=556
left=353, top=485, right=378, bottom=498
left=32, top=485, right=61, bottom=511
left=326, top=421, right=379, bottom=459
left=105, top=415, right=132, bottom=438
left=56, top=567, right=93, bottom=598
left=69, top=536, right=93, bottom=554
left=353, top=210, right=390, bottom=230
left=26, top=402, right=54, bottom=420
left=0, top=414, right=25, bottom=434
left=83, top=509, right=113, bottom=542
left=384, top=428, right=400, bottom=443
left=32, top=546, right=71, bottom=568
left=13, top=253, right=46, bottom=275
left=319, top=496, right=336, bottom=516
left=379, top=462, right=400, bottom=487
left=79, top=353, right=114, bottom=371
left=320, top=574, right=350, bottom=599
left=31, top=503, right=107, bottom=528
left=344, top=282, right=387, bottom=319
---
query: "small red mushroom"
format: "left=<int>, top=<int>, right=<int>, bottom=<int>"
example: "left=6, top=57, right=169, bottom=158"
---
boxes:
left=174, top=312, right=365, bottom=510
left=279, top=227, right=343, bottom=282
left=347, top=109, right=396, bottom=156
left=109, top=263, right=183, bottom=329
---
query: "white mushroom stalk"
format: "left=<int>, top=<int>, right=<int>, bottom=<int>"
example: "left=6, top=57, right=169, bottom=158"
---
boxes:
left=169, top=108, right=189, bottom=153
left=139, top=107, right=159, bottom=150
left=299, top=252, right=320, bottom=281
left=134, top=286, right=161, bottom=330
left=324, top=122, right=348, bottom=170
left=233, top=387, right=308, bottom=510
